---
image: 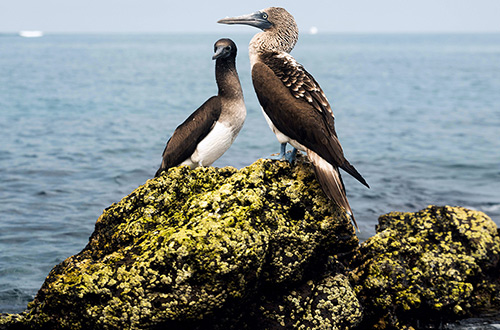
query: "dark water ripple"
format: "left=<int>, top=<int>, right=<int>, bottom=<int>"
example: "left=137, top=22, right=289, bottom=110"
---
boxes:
left=1, top=34, right=499, bottom=323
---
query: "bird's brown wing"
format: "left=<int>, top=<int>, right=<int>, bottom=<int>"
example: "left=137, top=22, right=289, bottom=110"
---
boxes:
left=252, top=59, right=368, bottom=188
left=155, top=96, right=221, bottom=177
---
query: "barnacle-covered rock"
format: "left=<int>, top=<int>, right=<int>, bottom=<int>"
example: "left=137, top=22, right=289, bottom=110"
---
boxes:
left=350, top=205, right=500, bottom=329
left=1, top=157, right=358, bottom=329
left=253, top=273, right=362, bottom=329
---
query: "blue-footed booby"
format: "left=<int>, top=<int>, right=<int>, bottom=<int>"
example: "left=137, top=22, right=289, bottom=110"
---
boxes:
left=218, top=8, right=369, bottom=226
left=155, top=38, right=246, bottom=177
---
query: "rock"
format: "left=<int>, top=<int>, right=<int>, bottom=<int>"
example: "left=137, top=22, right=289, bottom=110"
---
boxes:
left=251, top=273, right=363, bottom=329
left=350, top=205, right=500, bottom=329
left=3, top=157, right=498, bottom=330
left=1, top=157, right=360, bottom=329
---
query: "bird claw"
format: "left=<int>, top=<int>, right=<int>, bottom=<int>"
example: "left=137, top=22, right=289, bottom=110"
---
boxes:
left=268, top=152, right=285, bottom=160
left=268, top=143, right=287, bottom=161
left=268, top=144, right=297, bottom=163
left=268, top=151, right=297, bottom=163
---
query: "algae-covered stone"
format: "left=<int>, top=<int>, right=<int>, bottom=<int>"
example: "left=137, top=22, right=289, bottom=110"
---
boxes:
left=254, top=274, right=362, bottom=329
left=3, top=157, right=358, bottom=330
left=350, top=205, right=500, bottom=329
left=0, top=313, right=26, bottom=330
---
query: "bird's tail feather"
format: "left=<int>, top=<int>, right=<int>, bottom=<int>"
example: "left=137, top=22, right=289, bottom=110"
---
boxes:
left=340, top=160, right=370, bottom=188
left=307, top=150, right=358, bottom=231
left=155, top=161, right=168, bottom=178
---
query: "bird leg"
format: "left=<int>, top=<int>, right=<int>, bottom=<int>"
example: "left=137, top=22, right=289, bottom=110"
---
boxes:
left=279, top=143, right=287, bottom=160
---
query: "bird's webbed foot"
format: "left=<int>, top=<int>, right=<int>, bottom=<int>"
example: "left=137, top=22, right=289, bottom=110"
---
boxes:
left=269, top=143, right=298, bottom=163
left=284, top=147, right=298, bottom=163
left=269, top=143, right=288, bottom=160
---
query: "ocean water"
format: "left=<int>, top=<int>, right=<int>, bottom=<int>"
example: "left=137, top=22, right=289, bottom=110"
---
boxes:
left=1, top=33, right=499, bottom=316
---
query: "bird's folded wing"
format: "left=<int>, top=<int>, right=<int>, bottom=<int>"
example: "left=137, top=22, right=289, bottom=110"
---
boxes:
left=252, top=60, right=343, bottom=164
left=252, top=58, right=369, bottom=188
left=159, top=96, right=221, bottom=170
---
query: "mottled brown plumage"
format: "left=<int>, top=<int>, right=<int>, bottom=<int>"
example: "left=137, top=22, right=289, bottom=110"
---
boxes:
left=259, top=52, right=332, bottom=116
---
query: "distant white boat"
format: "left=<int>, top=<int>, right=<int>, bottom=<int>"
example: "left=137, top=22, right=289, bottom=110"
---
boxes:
left=309, top=26, right=319, bottom=35
left=19, top=31, right=44, bottom=38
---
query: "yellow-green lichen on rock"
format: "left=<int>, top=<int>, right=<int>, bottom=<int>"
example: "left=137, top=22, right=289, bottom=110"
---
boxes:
left=255, top=274, right=363, bottom=330
left=350, top=205, right=500, bottom=329
left=2, top=157, right=359, bottom=330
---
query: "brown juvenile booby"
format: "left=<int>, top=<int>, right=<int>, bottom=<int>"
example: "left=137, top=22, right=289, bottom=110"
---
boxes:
left=155, top=38, right=246, bottom=177
left=218, top=8, right=369, bottom=226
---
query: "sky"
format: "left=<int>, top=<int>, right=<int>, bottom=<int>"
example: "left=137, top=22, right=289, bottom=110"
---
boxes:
left=1, top=0, right=500, bottom=34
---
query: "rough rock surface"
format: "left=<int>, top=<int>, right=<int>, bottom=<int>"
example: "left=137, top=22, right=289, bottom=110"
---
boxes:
left=0, top=157, right=361, bottom=330
left=2, top=157, right=499, bottom=330
left=350, top=205, right=500, bottom=329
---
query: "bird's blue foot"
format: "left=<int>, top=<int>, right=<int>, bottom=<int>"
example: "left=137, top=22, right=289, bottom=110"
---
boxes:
left=269, top=144, right=297, bottom=163
left=285, top=147, right=297, bottom=163
left=269, top=143, right=288, bottom=160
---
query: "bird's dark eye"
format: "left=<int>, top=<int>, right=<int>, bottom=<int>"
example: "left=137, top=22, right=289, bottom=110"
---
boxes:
left=262, top=12, right=268, bottom=20
left=225, top=46, right=231, bottom=51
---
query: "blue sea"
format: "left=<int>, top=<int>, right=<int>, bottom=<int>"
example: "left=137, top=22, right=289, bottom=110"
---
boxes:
left=1, top=33, right=499, bottom=318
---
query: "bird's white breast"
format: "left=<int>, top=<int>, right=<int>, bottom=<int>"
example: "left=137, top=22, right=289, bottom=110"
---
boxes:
left=181, top=99, right=245, bottom=168
left=189, top=121, right=237, bottom=167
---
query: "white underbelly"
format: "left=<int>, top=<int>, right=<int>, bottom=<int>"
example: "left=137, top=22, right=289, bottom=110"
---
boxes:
left=187, top=122, right=236, bottom=167
left=261, top=108, right=306, bottom=151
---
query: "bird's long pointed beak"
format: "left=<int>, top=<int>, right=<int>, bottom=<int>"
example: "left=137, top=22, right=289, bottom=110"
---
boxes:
left=212, top=46, right=225, bottom=60
left=217, top=11, right=272, bottom=30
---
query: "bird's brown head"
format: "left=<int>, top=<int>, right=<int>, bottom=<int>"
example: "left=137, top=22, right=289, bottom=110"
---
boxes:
left=212, top=38, right=237, bottom=60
